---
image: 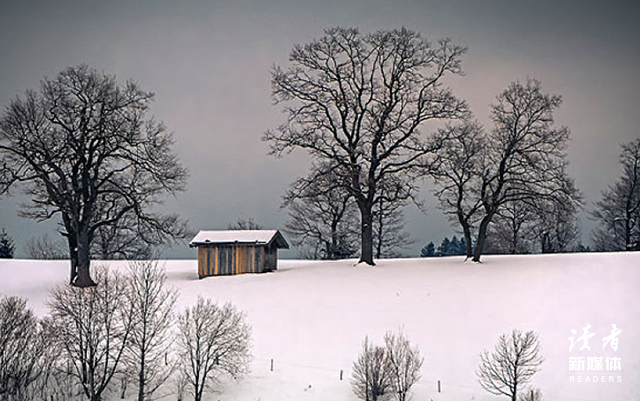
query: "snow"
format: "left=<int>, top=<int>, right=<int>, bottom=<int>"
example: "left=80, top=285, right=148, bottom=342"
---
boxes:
left=0, top=252, right=639, bottom=401
left=189, top=229, right=282, bottom=246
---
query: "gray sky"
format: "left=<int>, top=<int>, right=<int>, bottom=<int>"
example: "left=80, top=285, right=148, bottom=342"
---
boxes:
left=1, top=0, right=639, bottom=258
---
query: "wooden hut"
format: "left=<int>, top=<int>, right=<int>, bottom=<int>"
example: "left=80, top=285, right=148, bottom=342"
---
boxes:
left=190, top=230, right=289, bottom=278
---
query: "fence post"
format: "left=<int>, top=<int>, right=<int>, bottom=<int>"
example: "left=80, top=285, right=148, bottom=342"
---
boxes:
left=271, top=358, right=274, bottom=372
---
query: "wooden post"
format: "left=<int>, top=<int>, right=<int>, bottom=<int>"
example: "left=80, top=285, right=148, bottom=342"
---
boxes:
left=271, top=358, right=274, bottom=372
left=340, top=370, right=343, bottom=380
left=437, top=380, right=441, bottom=393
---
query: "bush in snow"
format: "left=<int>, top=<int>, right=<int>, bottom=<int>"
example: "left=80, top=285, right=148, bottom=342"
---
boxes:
left=48, top=266, right=135, bottom=401
left=519, top=387, right=543, bottom=401
left=351, top=336, right=392, bottom=401
left=0, top=296, right=47, bottom=401
left=177, top=297, right=251, bottom=401
left=123, top=260, right=178, bottom=401
left=384, top=330, right=424, bottom=401
left=351, top=331, right=424, bottom=401
left=477, top=330, right=543, bottom=401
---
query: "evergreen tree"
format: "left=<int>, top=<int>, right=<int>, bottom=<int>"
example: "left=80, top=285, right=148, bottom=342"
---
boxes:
left=0, top=229, right=15, bottom=258
left=459, top=237, right=468, bottom=255
left=450, top=236, right=461, bottom=255
left=420, top=242, right=436, bottom=257
left=438, top=237, right=451, bottom=256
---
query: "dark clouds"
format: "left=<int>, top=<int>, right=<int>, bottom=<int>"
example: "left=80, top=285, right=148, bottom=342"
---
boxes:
left=1, top=0, right=638, bottom=257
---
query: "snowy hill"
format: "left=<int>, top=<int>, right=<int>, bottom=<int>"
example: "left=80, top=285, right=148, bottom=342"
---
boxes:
left=1, top=253, right=639, bottom=401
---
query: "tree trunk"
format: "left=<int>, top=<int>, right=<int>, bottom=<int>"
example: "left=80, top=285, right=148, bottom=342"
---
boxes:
left=73, top=228, right=96, bottom=287
left=330, top=220, right=338, bottom=260
left=375, top=198, right=383, bottom=259
left=66, top=235, right=78, bottom=285
left=137, top=361, right=145, bottom=401
left=63, top=220, right=79, bottom=284
left=359, top=202, right=375, bottom=265
left=457, top=211, right=473, bottom=259
left=473, top=215, right=492, bottom=262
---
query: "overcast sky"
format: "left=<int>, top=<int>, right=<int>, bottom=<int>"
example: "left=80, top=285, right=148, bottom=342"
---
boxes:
left=1, top=0, right=639, bottom=258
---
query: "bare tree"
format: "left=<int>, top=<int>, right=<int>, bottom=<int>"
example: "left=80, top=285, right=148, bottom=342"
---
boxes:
left=472, top=79, right=578, bottom=261
left=265, top=27, right=468, bottom=265
left=430, top=121, right=485, bottom=258
left=519, top=388, right=543, bottom=401
left=283, top=166, right=359, bottom=259
left=33, top=317, right=80, bottom=401
left=351, top=336, right=393, bottom=401
left=483, top=185, right=580, bottom=255
left=384, top=330, right=423, bottom=401
left=0, top=296, right=46, bottom=401
left=0, top=65, right=189, bottom=287
left=48, top=266, right=135, bottom=401
left=591, top=138, right=640, bottom=251
left=227, top=218, right=263, bottom=230
left=431, top=79, right=578, bottom=261
left=484, top=199, right=536, bottom=255
left=531, top=189, right=581, bottom=253
left=26, top=233, right=68, bottom=260
left=477, top=330, right=543, bottom=401
left=125, top=261, right=178, bottom=401
left=90, top=217, right=153, bottom=260
left=373, top=197, right=412, bottom=259
left=177, top=297, right=251, bottom=401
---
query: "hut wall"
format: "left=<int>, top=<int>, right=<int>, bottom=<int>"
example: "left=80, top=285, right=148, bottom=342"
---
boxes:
left=263, top=244, right=278, bottom=272
left=198, top=244, right=271, bottom=277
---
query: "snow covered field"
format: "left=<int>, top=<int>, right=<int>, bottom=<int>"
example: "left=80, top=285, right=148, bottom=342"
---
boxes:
left=1, top=253, right=638, bottom=401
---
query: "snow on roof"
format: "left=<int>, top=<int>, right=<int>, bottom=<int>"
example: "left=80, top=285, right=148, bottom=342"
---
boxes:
left=189, top=230, right=288, bottom=248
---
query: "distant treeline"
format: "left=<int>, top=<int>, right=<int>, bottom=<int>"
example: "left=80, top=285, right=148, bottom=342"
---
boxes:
left=421, top=236, right=467, bottom=257
left=421, top=235, right=591, bottom=258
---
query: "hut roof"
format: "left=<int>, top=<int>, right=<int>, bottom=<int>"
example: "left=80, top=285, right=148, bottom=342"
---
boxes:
left=189, top=230, right=289, bottom=249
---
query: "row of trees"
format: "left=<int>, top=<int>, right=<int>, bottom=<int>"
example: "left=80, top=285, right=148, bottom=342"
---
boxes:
left=421, top=236, right=468, bottom=257
left=421, top=135, right=638, bottom=257
left=351, top=329, right=543, bottom=401
left=266, top=27, right=582, bottom=264
left=0, top=28, right=637, bottom=283
left=0, top=263, right=251, bottom=401
left=271, top=27, right=638, bottom=261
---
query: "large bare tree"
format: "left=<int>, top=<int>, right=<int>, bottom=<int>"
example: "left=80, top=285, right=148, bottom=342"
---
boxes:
left=431, top=79, right=579, bottom=261
left=265, top=27, right=467, bottom=264
left=0, top=65, right=188, bottom=286
left=591, top=137, right=640, bottom=251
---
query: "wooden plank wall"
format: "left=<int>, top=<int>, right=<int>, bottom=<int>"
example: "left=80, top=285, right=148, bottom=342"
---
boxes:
left=198, top=244, right=266, bottom=277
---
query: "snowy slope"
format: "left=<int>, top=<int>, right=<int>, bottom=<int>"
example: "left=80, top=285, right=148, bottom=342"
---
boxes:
left=0, top=253, right=638, bottom=401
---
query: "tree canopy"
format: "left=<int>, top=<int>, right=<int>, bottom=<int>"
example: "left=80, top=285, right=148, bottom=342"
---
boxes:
left=0, top=65, right=188, bottom=286
left=265, top=27, right=467, bottom=264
